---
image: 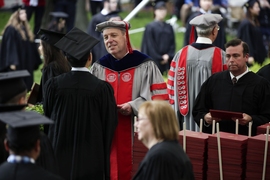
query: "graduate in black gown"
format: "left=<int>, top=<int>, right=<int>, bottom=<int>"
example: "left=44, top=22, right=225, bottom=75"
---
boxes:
left=0, top=7, right=42, bottom=91
left=258, top=0, right=270, bottom=52
left=193, top=39, right=270, bottom=136
left=237, top=0, right=267, bottom=65
left=47, top=12, right=68, bottom=33
left=0, top=70, right=31, bottom=165
left=141, top=1, right=176, bottom=74
left=183, top=0, right=226, bottom=50
left=0, top=70, right=60, bottom=176
left=43, top=27, right=118, bottom=180
left=0, top=104, right=28, bottom=165
left=36, top=29, right=71, bottom=104
left=0, top=111, right=63, bottom=180
left=133, top=101, right=194, bottom=180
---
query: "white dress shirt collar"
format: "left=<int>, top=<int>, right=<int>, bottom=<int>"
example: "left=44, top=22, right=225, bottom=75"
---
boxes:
left=229, top=67, right=249, bottom=81
left=101, top=9, right=109, bottom=15
left=71, top=67, right=90, bottom=72
left=196, top=37, right=212, bottom=44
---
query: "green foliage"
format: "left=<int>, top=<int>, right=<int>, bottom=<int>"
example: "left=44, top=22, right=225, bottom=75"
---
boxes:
left=0, top=11, right=11, bottom=33
left=25, top=104, right=44, bottom=115
left=25, top=104, right=44, bottom=131
left=249, top=58, right=270, bottom=73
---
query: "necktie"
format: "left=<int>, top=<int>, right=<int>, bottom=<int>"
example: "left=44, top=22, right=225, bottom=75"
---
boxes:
left=232, top=77, right=237, bottom=85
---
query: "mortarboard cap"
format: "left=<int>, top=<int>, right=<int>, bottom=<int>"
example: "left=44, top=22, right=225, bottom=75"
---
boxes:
left=243, top=0, right=259, bottom=8
left=49, top=12, right=69, bottom=18
left=96, top=20, right=133, bottom=54
left=154, top=1, right=166, bottom=9
left=189, top=13, right=223, bottom=28
left=0, top=104, right=27, bottom=112
left=37, top=29, right=65, bottom=45
left=0, top=70, right=30, bottom=104
left=11, top=4, right=25, bottom=12
left=0, top=111, right=53, bottom=128
left=0, top=111, right=53, bottom=150
left=54, top=27, right=99, bottom=61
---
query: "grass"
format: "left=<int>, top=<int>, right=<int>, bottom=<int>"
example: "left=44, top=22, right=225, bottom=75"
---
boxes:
left=1, top=4, right=269, bottom=84
left=0, top=11, right=11, bottom=32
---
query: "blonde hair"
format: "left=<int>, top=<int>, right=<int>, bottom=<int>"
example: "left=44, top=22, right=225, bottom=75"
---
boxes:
left=2, top=9, right=34, bottom=41
left=139, top=100, right=179, bottom=141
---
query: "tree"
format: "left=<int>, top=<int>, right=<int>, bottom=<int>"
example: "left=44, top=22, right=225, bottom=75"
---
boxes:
left=41, top=0, right=54, bottom=29
left=74, top=0, right=89, bottom=32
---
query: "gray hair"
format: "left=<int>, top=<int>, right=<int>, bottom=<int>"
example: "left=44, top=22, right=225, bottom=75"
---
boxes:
left=196, top=24, right=216, bottom=37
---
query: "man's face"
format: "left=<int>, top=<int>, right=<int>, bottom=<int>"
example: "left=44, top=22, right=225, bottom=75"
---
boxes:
left=155, top=8, right=167, bottom=20
left=108, top=0, right=118, bottom=12
left=226, top=44, right=248, bottom=76
left=103, top=28, right=127, bottom=59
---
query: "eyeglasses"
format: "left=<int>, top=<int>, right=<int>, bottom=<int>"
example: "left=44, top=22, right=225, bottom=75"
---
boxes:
left=216, top=25, right=220, bottom=31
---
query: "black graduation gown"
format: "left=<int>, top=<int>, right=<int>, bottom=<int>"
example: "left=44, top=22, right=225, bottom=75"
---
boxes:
left=184, top=11, right=227, bottom=50
left=43, top=71, right=118, bottom=180
left=193, top=71, right=270, bottom=136
left=0, top=122, right=8, bottom=164
left=0, top=162, right=63, bottom=180
left=0, top=26, right=42, bottom=90
left=141, top=20, right=176, bottom=74
left=37, top=61, right=70, bottom=103
left=257, top=64, right=270, bottom=83
left=237, top=19, right=267, bottom=65
left=133, top=140, right=194, bottom=180
left=36, top=132, right=60, bottom=176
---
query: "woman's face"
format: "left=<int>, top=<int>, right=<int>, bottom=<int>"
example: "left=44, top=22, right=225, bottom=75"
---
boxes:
left=38, top=42, right=43, bottom=56
left=19, top=9, right=27, bottom=22
left=135, top=108, right=154, bottom=144
left=250, top=2, right=260, bottom=16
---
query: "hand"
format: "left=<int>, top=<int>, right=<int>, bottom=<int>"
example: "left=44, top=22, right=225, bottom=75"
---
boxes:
left=117, top=103, right=133, bottom=116
left=10, top=65, right=16, bottom=70
left=204, top=113, right=214, bottom=124
left=205, top=112, right=221, bottom=124
left=232, top=113, right=252, bottom=125
left=160, top=54, right=169, bottom=65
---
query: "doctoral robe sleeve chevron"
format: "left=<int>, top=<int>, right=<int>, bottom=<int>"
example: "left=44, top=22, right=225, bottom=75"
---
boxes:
left=129, top=60, right=169, bottom=115
left=167, top=49, right=184, bottom=112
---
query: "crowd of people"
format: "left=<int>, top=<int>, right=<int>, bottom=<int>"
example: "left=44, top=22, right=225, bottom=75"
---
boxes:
left=0, top=0, right=270, bottom=179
